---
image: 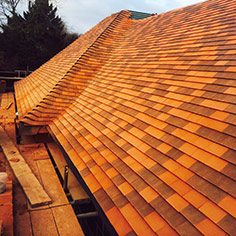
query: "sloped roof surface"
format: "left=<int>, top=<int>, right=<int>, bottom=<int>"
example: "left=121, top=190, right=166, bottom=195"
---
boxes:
left=14, top=10, right=126, bottom=123
left=15, top=0, right=236, bottom=235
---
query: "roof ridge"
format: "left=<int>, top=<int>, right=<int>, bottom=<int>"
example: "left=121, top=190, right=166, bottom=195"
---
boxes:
left=15, top=11, right=121, bottom=120
left=56, top=10, right=130, bottom=83
left=23, top=10, right=133, bottom=125
left=18, top=10, right=130, bottom=125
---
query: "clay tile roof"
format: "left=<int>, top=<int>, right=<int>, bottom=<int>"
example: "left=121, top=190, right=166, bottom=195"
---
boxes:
left=15, top=0, right=236, bottom=235
left=14, top=10, right=131, bottom=124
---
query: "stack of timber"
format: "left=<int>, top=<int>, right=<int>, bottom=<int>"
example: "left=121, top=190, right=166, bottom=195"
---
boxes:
left=0, top=92, right=84, bottom=235
left=15, top=143, right=85, bottom=236
left=0, top=126, right=52, bottom=208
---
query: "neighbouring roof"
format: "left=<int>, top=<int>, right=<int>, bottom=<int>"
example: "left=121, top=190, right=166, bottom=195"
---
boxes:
left=129, top=10, right=152, bottom=20
left=15, top=0, right=236, bottom=235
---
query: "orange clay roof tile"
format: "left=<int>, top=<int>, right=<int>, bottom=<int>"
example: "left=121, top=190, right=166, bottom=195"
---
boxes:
left=196, top=218, right=227, bottom=236
left=14, top=0, right=236, bottom=235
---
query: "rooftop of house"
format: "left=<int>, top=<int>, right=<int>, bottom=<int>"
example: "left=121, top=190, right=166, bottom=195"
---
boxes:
left=14, top=0, right=236, bottom=235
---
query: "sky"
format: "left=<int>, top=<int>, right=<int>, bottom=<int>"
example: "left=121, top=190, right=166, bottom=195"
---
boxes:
left=18, top=0, right=205, bottom=34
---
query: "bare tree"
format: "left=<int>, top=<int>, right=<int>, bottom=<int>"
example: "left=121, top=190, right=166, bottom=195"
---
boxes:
left=0, top=0, right=60, bottom=25
left=0, top=0, right=21, bottom=24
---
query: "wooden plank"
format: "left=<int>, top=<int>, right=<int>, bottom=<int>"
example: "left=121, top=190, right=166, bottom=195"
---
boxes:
left=0, top=108, right=6, bottom=120
left=47, top=142, right=89, bottom=201
left=13, top=142, right=84, bottom=235
left=17, top=144, right=50, bottom=211
left=6, top=93, right=15, bottom=119
left=0, top=93, right=8, bottom=107
left=5, top=123, right=16, bottom=145
left=20, top=146, right=84, bottom=235
left=36, top=159, right=68, bottom=207
left=19, top=144, right=61, bottom=211
left=0, top=126, right=52, bottom=207
left=13, top=183, right=32, bottom=236
left=32, top=144, right=50, bottom=161
left=18, top=144, right=50, bottom=172
left=0, top=143, right=15, bottom=181
left=18, top=146, right=43, bottom=187
left=30, top=209, right=58, bottom=236
left=52, top=205, right=84, bottom=236
left=0, top=93, right=15, bottom=120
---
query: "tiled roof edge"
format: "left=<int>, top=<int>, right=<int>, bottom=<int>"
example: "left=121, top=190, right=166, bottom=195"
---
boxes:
left=21, top=10, right=132, bottom=126
left=54, top=10, right=131, bottom=85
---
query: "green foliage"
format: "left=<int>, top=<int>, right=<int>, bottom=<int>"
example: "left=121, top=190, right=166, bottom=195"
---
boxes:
left=0, top=0, right=78, bottom=70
